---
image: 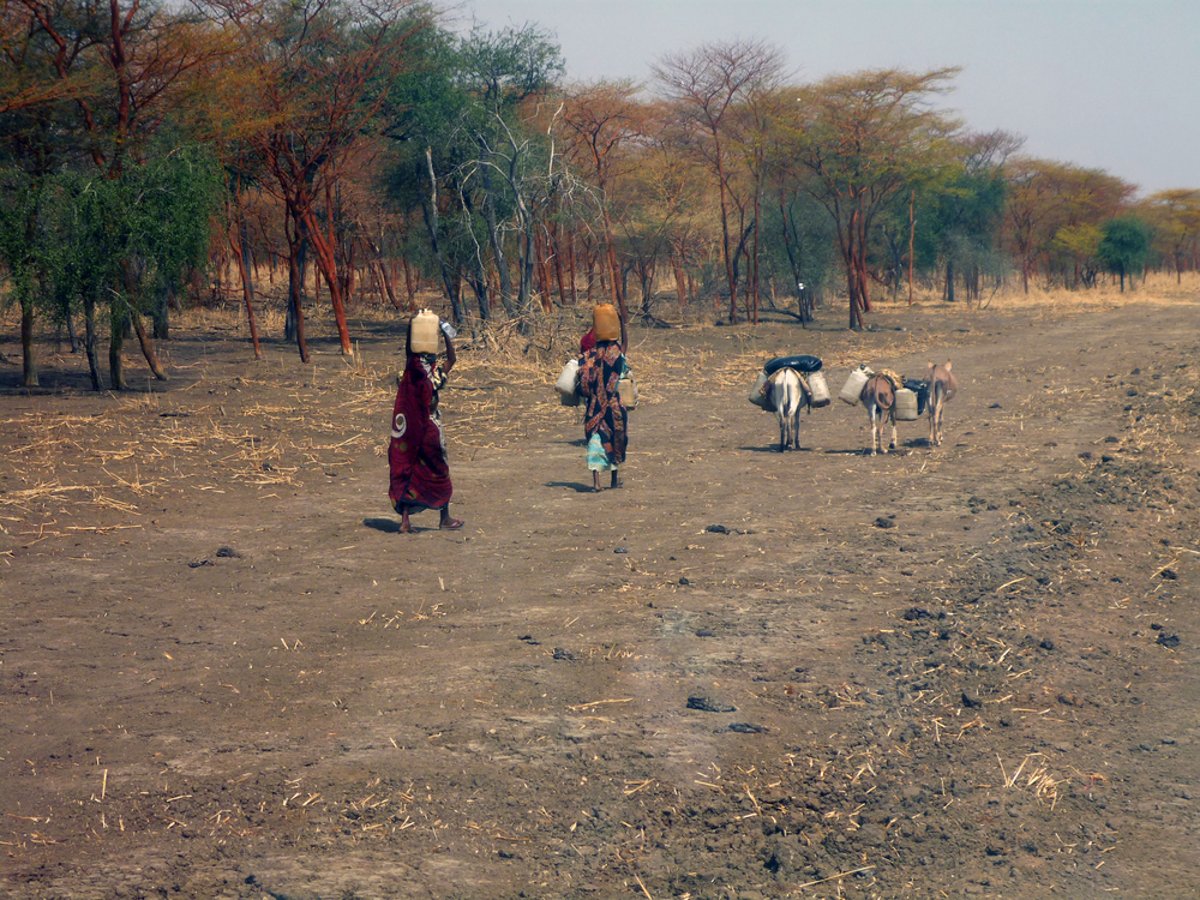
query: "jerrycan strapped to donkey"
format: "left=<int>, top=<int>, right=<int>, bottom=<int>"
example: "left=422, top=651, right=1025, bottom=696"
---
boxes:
left=839, top=364, right=874, bottom=405
left=749, top=355, right=829, bottom=410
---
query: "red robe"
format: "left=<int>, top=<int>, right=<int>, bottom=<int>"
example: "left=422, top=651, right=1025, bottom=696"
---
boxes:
left=388, top=354, right=452, bottom=510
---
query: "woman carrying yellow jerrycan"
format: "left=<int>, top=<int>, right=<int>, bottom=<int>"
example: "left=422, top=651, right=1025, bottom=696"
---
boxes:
left=577, top=303, right=634, bottom=492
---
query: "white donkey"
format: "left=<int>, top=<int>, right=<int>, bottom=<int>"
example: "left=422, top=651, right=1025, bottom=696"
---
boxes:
left=767, top=368, right=807, bottom=451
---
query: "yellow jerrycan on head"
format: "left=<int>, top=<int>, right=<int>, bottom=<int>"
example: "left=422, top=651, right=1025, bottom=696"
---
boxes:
left=409, top=309, right=440, bottom=354
left=592, top=303, right=621, bottom=342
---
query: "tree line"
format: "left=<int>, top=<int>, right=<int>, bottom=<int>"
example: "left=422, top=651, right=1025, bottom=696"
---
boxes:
left=3, top=0, right=1199, bottom=388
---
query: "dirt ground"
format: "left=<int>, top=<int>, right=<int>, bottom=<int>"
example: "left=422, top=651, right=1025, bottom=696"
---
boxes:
left=1, top=286, right=1197, bottom=898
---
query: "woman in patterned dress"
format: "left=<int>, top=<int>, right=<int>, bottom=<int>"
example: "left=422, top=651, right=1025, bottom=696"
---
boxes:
left=577, top=329, right=630, bottom=492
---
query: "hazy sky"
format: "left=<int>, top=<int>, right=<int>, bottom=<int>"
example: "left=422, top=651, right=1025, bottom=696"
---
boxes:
left=459, top=0, right=1198, bottom=196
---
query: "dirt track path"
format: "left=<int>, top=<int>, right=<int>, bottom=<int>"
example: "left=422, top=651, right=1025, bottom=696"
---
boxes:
left=2, top=300, right=1198, bottom=897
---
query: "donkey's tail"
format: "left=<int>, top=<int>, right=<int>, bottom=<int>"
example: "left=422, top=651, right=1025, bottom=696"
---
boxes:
left=932, top=380, right=947, bottom=407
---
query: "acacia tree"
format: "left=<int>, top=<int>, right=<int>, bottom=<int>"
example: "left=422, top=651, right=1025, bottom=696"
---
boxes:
left=912, top=130, right=1018, bottom=302
left=1097, top=216, right=1151, bottom=291
left=1142, top=189, right=1200, bottom=282
left=453, top=24, right=564, bottom=329
left=759, top=140, right=836, bottom=323
left=204, top=0, right=429, bottom=359
left=219, top=155, right=265, bottom=358
left=723, top=68, right=789, bottom=323
left=1003, top=158, right=1066, bottom=293
left=654, top=39, right=784, bottom=324
left=1050, top=223, right=1103, bottom=288
left=788, top=68, right=960, bottom=329
left=0, top=169, right=47, bottom=385
left=625, top=103, right=713, bottom=317
left=4, top=0, right=224, bottom=388
left=557, top=80, right=644, bottom=327
left=383, top=26, right=478, bottom=325
left=1004, top=159, right=1133, bottom=292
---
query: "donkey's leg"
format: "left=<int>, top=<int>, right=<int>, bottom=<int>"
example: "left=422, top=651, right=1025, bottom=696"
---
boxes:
left=869, top=406, right=879, bottom=455
left=889, top=414, right=897, bottom=452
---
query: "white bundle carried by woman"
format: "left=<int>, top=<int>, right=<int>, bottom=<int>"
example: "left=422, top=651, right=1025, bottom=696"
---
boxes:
left=556, top=359, right=581, bottom=406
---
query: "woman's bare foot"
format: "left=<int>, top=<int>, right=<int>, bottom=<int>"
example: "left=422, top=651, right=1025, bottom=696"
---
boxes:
left=439, top=517, right=465, bottom=530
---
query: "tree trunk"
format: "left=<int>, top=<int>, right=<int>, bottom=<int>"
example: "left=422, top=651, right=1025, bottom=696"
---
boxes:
left=62, top=295, right=80, bottom=353
left=567, top=229, right=578, bottom=305
left=109, top=301, right=126, bottom=390
left=21, top=299, right=38, bottom=388
left=400, top=256, right=415, bottom=308
left=285, top=234, right=306, bottom=344
left=296, top=202, right=352, bottom=355
left=285, top=215, right=310, bottom=362
left=711, top=133, right=738, bottom=324
left=778, top=200, right=810, bottom=326
left=152, top=282, right=170, bottom=340
left=481, top=163, right=516, bottom=317
left=420, top=148, right=465, bottom=323
left=230, top=219, right=262, bottom=360
left=550, top=223, right=568, bottom=308
left=82, top=294, right=101, bottom=390
left=131, top=310, right=168, bottom=380
left=907, top=189, right=916, bottom=305
left=602, top=213, right=623, bottom=314
left=375, top=259, right=402, bottom=309
left=535, top=230, right=552, bottom=313
left=513, top=202, right=537, bottom=326
left=855, top=207, right=872, bottom=313
left=843, top=210, right=863, bottom=330
left=672, top=251, right=688, bottom=314
left=212, top=251, right=224, bottom=305
left=638, top=261, right=656, bottom=319
left=533, top=228, right=549, bottom=304
left=750, top=189, right=761, bottom=324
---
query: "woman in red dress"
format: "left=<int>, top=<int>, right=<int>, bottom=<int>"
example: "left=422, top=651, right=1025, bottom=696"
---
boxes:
left=388, top=320, right=464, bottom=533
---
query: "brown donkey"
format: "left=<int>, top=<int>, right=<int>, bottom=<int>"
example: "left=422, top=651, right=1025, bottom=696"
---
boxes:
left=927, top=361, right=958, bottom=446
left=860, top=373, right=897, bottom=455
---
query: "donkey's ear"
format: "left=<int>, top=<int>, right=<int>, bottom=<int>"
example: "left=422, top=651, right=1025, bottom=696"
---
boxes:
left=927, top=361, right=935, bottom=370
left=945, top=360, right=952, bottom=371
